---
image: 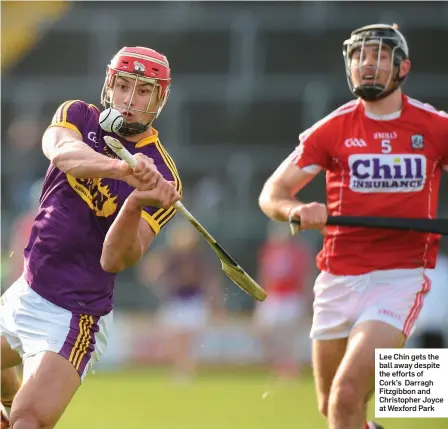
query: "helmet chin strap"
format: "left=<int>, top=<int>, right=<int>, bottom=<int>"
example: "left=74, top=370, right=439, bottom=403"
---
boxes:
left=353, top=68, right=404, bottom=102
left=117, top=121, right=149, bottom=137
left=354, top=84, right=397, bottom=102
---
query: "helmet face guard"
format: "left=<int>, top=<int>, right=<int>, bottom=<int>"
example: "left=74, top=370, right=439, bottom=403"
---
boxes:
left=101, top=47, right=171, bottom=136
left=342, top=24, right=409, bottom=102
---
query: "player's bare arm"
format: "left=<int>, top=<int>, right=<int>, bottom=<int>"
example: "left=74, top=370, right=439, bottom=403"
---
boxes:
left=42, top=126, right=161, bottom=190
left=100, top=179, right=181, bottom=273
left=259, top=158, right=327, bottom=230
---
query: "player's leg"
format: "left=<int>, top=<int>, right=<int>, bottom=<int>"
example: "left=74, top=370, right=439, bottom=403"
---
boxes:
left=0, top=338, right=22, bottom=370
left=4, top=277, right=112, bottom=429
left=159, top=302, right=194, bottom=380
left=312, top=338, right=348, bottom=418
left=255, top=295, right=308, bottom=379
left=327, top=269, right=431, bottom=429
left=272, top=323, right=298, bottom=379
left=158, top=297, right=207, bottom=381
left=1, top=280, right=26, bottom=428
left=327, top=321, right=405, bottom=429
left=253, top=298, right=282, bottom=375
left=10, top=307, right=112, bottom=429
left=1, top=367, right=21, bottom=425
left=310, top=271, right=357, bottom=418
left=171, top=330, right=196, bottom=379
left=286, top=298, right=312, bottom=379
left=269, top=299, right=307, bottom=379
left=1, top=337, right=22, bottom=416
left=1, top=277, right=26, bottom=372
left=10, top=351, right=81, bottom=429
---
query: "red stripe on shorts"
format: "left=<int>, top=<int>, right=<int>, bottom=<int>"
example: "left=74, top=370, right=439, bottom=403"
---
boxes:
left=402, top=274, right=431, bottom=337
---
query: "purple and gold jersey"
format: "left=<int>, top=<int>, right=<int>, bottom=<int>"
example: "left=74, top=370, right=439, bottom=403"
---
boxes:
left=24, top=100, right=182, bottom=316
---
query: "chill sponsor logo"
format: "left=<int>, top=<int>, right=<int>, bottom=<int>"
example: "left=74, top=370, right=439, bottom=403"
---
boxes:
left=349, top=154, right=426, bottom=193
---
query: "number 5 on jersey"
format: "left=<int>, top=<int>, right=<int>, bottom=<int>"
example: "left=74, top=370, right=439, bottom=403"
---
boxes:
left=381, top=139, right=392, bottom=153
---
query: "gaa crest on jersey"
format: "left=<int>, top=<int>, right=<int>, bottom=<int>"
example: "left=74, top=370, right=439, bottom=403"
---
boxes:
left=349, top=154, right=427, bottom=193
left=410, top=134, right=424, bottom=150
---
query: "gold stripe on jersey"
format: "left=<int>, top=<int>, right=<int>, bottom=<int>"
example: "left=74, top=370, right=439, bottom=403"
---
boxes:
left=140, top=139, right=182, bottom=234
left=158, top=206, right=177, bottom=227
left=155, top=206, right=176, bottom=225
left=156, top=139, right=182, bottom=194
left=157, top=139, right=181, bottom=182
left=62, top=100, right=81, bottom=122
left=73, top=315, right=94, bottom=370
left=68, top=315, right=92, bottom=368
left=141, top=211, right=161, bottom=235
left=47, top=122, right=82, bottom=135
left=51, top=100, right=81, bottom=125
left=53, top=101, right=71, bottom=123
left=48, top=100, right=83, bottom=134
left=152, top=139, right=182, bottom=221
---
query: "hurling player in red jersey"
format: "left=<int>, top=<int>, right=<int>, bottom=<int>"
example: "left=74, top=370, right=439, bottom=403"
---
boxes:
left=259, top=24, right=448, bottom=429
left=1, top=47, right=181, bottom=429
left=254, top=221, right=315, bottom=379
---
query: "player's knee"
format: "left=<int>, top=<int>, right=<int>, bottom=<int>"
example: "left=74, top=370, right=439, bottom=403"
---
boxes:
left=329, top=378, right=360, bottom=412
left=10, top=407, right=55, bottom=429
left=10, top=408, right=39, bottom=429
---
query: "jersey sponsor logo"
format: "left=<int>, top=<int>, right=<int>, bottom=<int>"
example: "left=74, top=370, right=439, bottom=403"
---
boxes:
left=67, top=175, right=118, bottom=217
left=374, top=132, right=398, bottom=140
left=349, top=154, right=426, bottom=193
left=344, top=138, right=367, bottom=148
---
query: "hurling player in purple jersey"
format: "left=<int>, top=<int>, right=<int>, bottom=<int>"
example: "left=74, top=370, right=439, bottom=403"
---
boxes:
left=0, top=46, right=182, bottom=429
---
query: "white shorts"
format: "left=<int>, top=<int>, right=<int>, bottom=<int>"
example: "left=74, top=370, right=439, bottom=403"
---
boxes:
left=311, top=268, right=431, bottom=341
left=157, top=297, right=210, bottom=331
left=0, top=276, right=113, bottom=380
left=254, top=293, right=306, bottom=327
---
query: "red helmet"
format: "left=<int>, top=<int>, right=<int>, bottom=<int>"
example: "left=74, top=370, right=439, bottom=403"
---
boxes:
left=101, top=46, right=171, bottom=136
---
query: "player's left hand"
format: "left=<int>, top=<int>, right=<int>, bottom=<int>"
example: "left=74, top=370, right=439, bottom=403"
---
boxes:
left=118, top=153, right=162, bottom=191
left=289, top=202, right=327, bottom=233
left=129, top=179, right=181, bottom=210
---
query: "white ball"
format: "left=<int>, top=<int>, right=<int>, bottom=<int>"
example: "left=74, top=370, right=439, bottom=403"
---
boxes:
left=99, top=108, right=124, bottom=133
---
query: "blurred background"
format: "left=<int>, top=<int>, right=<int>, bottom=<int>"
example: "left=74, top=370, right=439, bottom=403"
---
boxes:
left=1, top=1, right=447, bottom=428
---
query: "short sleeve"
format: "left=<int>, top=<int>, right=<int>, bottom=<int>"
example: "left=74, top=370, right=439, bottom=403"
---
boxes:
left=291, top=124, right=333, bottom=171
left=140, top=141, right=182, bottom=235
left=48, top=100, right=94, bottom=138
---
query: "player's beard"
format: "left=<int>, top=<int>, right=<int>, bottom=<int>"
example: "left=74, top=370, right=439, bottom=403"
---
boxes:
left=350, top=65, right=398, bottom=102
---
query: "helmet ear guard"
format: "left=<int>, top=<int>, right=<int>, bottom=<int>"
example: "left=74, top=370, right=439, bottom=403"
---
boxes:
left=100, top=46, right=171, bottom=136
left=342, top=24, right=410, bottom=102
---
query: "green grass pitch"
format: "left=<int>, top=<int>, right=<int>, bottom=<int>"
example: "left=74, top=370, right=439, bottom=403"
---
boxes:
left=57, top=368, right=447, bottom=429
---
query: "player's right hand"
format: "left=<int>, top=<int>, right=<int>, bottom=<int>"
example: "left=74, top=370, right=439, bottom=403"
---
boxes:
left=289, top=202, right=328, bottom=232
left=117, top=153, right=162, bottom=191
left=129, top=179, right=181, bottom=210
